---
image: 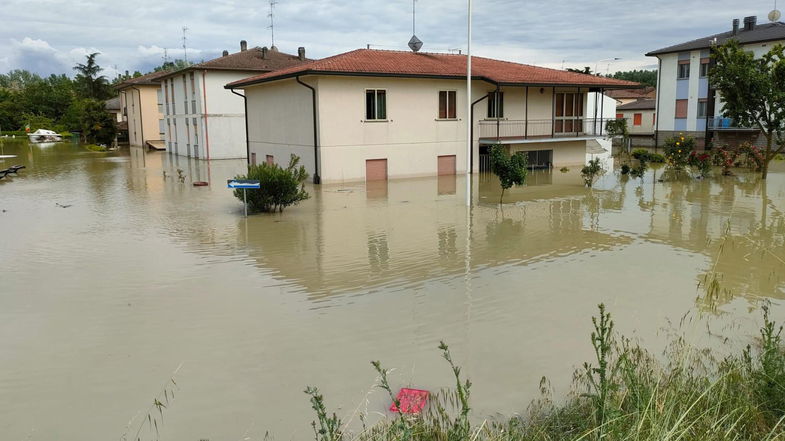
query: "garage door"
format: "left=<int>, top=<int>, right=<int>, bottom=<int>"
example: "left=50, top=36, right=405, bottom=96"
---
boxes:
left=437, top=155, right=456, bottom=175
left=366, top=159, right=388, bottom=181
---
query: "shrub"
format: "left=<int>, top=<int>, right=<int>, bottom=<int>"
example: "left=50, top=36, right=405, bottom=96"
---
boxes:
left=648, top=152, right=666, bottom=163
left=234, top=154, right=309, bottom=213
left=739, top=143, right=766, bottom=171
left=620, top=164, right=630, bottom=175
left=631, top=148, right=650, bottom=161
left=663, top=133, right=696, bottom=169
left=84, top=144, right=107, bottom=152
left=489, top=144, right=527, bottom=203
left=581, top=158, right=605, bottom=187
left=688, top=151, right=712, bottom=177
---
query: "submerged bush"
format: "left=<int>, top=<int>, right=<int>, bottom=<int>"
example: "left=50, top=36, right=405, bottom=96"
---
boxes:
left=233, top=154, right=309, bottom=213
left=303, top=304, right=785, bottom=441
left=581, top=158, right=605, bottom=187
left=664, top=133, right=696, bottom=169
left=489, top=144, right=527, bottom=204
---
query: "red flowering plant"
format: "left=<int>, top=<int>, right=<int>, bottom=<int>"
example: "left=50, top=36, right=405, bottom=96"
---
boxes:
left=663, top=133, right=695, bottom=169
left=738, top=142, right=766, bottom=171
left=710, top=147, right=739, bottom=176
left=688, top=151, right=712, bottom=177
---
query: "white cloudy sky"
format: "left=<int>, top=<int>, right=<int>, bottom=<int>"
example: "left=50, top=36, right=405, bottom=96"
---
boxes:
left=0, top=0, right=778, bottom=78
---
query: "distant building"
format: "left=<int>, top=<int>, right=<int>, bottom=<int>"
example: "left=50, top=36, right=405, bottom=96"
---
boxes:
left=647, top=16, right=785, bottom=148
left=606, top=87, right=656, bottom=106
left=616, top=99, right=656, bottom=147
left=155, top=41, right=311, bottom=160
left=104, top=96, right=127, bottom=145
left=226, top=49, right=637, bottom=183
left=116, top=71, right=170, bottom=149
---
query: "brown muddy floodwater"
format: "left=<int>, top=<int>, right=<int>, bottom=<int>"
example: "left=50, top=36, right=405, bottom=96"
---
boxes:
left=1, top=139, right=784, bottom=440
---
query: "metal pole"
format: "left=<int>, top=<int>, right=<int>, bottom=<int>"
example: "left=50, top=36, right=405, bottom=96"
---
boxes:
left=243, top=188, right=248, bottom=217
left=465, top=0, right=472, bottom=206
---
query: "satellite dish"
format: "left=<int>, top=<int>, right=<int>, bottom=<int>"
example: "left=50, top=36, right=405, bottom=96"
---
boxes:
left=770, top=9, right=782, bottom=21
left=408, top=35, right=423, bottom=52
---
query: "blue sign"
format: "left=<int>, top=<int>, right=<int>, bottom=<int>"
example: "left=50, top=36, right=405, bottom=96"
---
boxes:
left=227, top=179, right=261, bottom=189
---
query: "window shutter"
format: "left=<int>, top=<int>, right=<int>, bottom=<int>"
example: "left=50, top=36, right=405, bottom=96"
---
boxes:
left=439, top=91, right=447, bottom=119
left=448, top=91, right=456, bottom=118
left=675, top=99, right=688, bottom=118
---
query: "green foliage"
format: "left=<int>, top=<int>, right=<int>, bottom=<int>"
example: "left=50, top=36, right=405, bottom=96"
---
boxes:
left=21, top=113, right=58, bottom=132
left=78, top=99, right=117, bottom=145
left=84, top=144, right=108, bottom=152
left=489, top=144, right=527, bottom=203
left=664, top=133, right=696, bottom=169
left=711, top=40, right=785, bottom=178
left=743, top=303, right=785, bottom=422
left=234, top=154, right=310, bottom=213
left=581, top=158, right=605, bottom=187
left=606, top=118, right=629, bottom=140
left=438, top=341, right=472, bottom=440
left=582, top=304, right=620, bottom=439
left=607, top=69, right=658, bottom=87
left=620, top=164, right=631, bottom=175
left=153, top=59, right=192, bottom=73
left=688, top=151, right=712, bottom=178
left=559, top=167, right=569, bottom=173
left=304, top=386, right=343, bottom=441
left=73, top=53, right=113, bottom=100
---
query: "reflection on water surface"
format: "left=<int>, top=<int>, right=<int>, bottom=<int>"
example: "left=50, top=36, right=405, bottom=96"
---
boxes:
left=1, top=140, right=784, bottom=440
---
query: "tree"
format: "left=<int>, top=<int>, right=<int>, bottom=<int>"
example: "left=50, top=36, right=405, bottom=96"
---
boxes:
left=581, top=158, right=605, bottom=187
left=606, top=70, right=658, bottom=87
left=234, top=154, right=310, bottom=213
left=153, top=59, right=191, bottom=73
left=568, top=67, right=594, bottom=75
left=710, top=40, right=785, bottom=179
left=489, top=144, right=527, bottom=203
left=78, top=99, right=117, bottom=145
left=73, top=53, right=112, bottom=100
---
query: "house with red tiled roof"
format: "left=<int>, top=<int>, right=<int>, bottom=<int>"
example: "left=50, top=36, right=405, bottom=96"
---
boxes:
left=155, top=41, right=311, bottom=159
left=226, top=49, right=640, bottom=183
left=116, top=70, right=172, bottom=149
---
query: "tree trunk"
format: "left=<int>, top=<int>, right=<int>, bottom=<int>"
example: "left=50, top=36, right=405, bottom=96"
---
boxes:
left=499, top=187, right=505, bottom=204
left=762, top=134, right=773, bottom=180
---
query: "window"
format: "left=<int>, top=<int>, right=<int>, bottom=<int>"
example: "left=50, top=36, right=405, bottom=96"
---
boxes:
left=266, top=155, right=274, bottom=165
left=633, top=113, right=642, bottom=126
left=698, top=99, right=708, bottom=118
left=554, top=92, right=584, bottom=133
left=675, top=99, right=688, bottom=118
left=487, top=92, right=504, bottom=118
left=251, top=152, right=257, bottom=165
left=677, top=62, right=690, bottom=79
left=700, top=62, right=710, bottom=78
left=438, top=91, right=457, bottom=119
left=616, top=113, right=624, bottom=119
left=190, top=72, right=196, bottom=97
left=157, top=89, right=163, bottom=114
left=158, top=119, right=165, bottom=135
left=365, top=89, right=387, bottom=120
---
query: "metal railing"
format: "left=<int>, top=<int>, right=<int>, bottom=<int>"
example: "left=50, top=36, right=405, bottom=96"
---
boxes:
left=478, top=118, right=615, bottom=140
left=707, top=117, right=758, bottom=131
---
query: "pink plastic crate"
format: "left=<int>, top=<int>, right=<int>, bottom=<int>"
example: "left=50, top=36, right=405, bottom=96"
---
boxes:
left=389, top=388, right=429, bottom=414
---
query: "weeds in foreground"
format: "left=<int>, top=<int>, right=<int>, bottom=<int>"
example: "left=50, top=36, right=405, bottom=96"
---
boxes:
left=303, top=304, right=785, bottom=441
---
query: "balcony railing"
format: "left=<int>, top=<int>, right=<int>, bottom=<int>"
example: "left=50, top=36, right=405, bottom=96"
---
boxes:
left=478, top=118, right=615, bottom=141
left=707, top=117, right=759, bottom=131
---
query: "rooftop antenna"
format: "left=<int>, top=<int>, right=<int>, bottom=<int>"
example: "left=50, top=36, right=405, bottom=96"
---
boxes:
left=268, top=0, right=278, bottom=48
left=408, top=0, right=423, bottom=52
left=162, top=48, right=169, bottom=65
left=769, top=0, right=781, bottom=22
left=182, top=26, right=189, bottom=63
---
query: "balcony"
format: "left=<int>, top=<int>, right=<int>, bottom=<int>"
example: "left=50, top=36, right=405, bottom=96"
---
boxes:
left=478, top=118, right=614, bottom=143
left=707, top=117, right=760, bottom=131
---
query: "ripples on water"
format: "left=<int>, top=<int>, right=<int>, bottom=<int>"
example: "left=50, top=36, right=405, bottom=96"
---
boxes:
left=1, top=140, right=784, bottom=440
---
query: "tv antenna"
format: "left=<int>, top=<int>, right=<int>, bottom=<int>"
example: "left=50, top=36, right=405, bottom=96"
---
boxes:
left=268, top=0, right=278, bottom=48
left=408, top=0, right=423, bottom=52
left=162, top=48, right=169, bottom=64
left=770, top=0, right=781, bottom=22
left=182, top=26, right=189, bottom=63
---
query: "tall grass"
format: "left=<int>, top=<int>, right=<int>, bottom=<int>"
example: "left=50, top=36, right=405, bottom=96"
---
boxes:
left=305, top=304, right=785, bottom=441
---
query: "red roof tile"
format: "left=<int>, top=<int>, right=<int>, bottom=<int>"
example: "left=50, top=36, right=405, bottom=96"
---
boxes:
left=226, top=49, right=641, bottom=89
left=116, top=70, right=172, bottom=89
left=606, top=87, right=656, bottom=99
left=156, top=47, right=311, bottom=81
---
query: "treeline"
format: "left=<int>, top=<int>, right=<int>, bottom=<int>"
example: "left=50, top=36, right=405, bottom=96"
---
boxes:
left=566, top=68, right=658, bottom=88
left=0, top=53, right=186, bottom=145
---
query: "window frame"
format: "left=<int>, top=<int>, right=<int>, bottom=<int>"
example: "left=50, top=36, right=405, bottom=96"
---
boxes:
left=365, top=89, right=388, bottom=121
left=487, top=91, right=504, bottom=119
left=438, top=90, right=458, bottom=120
left=697, top=99, right=708, bottom=118
left=633, top=113, right=642, bottom=126
left=699, top=62, right=709, bottom=78
left=677, top=62, right=690, bottom=80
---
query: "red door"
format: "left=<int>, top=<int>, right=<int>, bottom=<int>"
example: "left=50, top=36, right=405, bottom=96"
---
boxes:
left=366, top=159, right=388, bottom=181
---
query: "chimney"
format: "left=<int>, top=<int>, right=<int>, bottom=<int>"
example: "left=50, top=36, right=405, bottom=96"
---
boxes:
left=222, top=50, right=229, bottom=57
left=743, top=16, right=757, bottom=31
left=298, top=47, right=306, bottom=61
left=261, top=46, right=268, bottom=59
left=240, top=40, right=248, bottom=51
left=732, top=18, right=739, bottom=35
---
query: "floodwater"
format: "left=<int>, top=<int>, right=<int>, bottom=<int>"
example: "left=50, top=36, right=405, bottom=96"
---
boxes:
left=1, top=139, right=784, bottom=441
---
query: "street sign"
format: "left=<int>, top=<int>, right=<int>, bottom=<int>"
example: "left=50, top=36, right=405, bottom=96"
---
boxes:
left=227, top=179, right=260, bottom=189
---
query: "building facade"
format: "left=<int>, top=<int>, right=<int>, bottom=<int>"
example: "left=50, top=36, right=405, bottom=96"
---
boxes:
left=156, top=42, right=311, bottom=160
left=616, top=99, right=656, bottom=147
left=647, top=16, right=785, bottom=148
left=116, top=71, right=169, bottom=148
left=227, top=49, right=636, bottom=183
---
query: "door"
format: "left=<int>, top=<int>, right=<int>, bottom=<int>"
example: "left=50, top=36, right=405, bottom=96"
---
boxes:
left=437, top=155, right=456, bottom=175
left=366, top=159, right=388, bottom=181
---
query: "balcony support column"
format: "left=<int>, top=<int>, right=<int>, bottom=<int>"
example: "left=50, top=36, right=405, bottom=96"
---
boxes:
left=524, top=86, right=529, bottom=140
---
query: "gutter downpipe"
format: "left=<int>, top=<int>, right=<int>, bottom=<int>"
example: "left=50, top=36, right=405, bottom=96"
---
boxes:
left=470, top=93, right=489, bottom=171
left=296, top=76, right=321, bottom=184
left=495, top=83, right=501, bottom=143
left=654, top=56, right=662, bottom=151
left=131, top=87, right=144, bottom=148
left=229, top=88, right=250, bottom=166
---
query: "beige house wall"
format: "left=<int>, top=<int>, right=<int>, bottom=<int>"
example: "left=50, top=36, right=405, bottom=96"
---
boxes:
left=618, top=108, right=656, bottom=135
left=120, top=84, right=164, bottom=147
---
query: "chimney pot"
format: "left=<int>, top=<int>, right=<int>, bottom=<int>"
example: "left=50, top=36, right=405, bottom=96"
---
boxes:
left=240, top=40, right=248, bottom=51
left=262, top=46, right=268, bottom=59
left=222, top=50, right=229, bottom=57
left=298, top=46, right=306, bottom=60
left=743, top=16, right=757, bottom=31
left=732, top=18, right=740, bottom=34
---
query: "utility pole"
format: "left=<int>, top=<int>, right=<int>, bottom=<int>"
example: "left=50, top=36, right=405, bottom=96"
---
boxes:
left=268, top=0, right=278, bottom=47
left=182, top=26, right=189, bottom=63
